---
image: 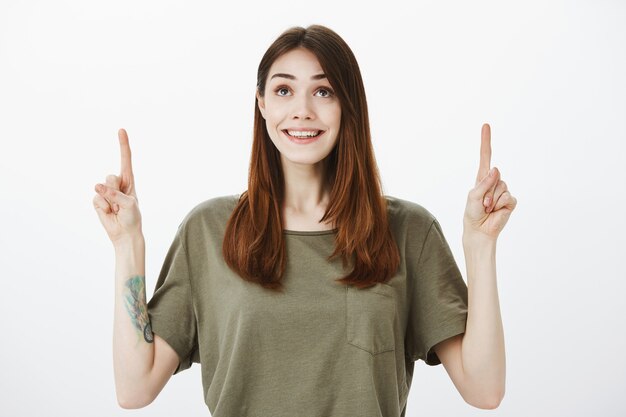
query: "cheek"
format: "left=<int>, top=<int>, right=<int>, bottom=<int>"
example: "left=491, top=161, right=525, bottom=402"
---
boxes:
left=264, top=106, right=284, bottom=126
left=326, top=105, right=341, bottom=126
left=312, top=106, right=336, bottom=122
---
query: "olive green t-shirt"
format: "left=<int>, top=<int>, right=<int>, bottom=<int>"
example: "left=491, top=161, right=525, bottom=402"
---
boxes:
left=147, top=194, right=468, bottom=417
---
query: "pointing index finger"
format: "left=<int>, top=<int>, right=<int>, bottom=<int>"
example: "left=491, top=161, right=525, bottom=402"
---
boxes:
left=118, top=128, right=134, bottom=178
left=477, top=123, right=492, bottom=183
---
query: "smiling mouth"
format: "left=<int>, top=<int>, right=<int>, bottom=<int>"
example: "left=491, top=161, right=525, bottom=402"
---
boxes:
left=282, top=130, right=324, bottom=138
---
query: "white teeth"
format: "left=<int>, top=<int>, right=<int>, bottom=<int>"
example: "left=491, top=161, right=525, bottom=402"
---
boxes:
left=286, top=130, right=321, bottom=137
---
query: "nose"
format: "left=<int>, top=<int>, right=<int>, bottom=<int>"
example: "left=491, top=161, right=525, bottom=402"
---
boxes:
left=291, top=94, right=315, bottom=120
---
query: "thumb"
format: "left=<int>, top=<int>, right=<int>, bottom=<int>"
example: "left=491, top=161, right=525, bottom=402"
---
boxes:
left=474, top=167, right=499, bottom=196
left=94, top=183, right=135, bottom=209
left=106, top=174, right=121, bottom=190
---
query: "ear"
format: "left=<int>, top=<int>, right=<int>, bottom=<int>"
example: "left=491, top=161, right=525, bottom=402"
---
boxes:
left=256, top=90, right=266, bottom=119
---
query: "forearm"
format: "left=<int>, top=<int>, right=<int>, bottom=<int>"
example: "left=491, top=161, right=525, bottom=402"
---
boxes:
left=460, top=237, right=506, bottom=403
left=113, top=235, right=155, bottom=407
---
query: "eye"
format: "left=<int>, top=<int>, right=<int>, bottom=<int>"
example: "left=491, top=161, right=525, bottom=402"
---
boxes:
left=276, top=87, right=291, bottom=97
left=273, top=85, right=335, bottom=98
left=316, top=87, right=334, bottom=98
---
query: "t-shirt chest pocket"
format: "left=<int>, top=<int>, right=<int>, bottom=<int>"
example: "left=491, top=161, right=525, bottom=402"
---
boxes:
left=346, top=283, right=396, bottom=355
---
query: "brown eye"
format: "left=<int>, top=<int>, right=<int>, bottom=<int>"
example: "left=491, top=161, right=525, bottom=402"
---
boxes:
left=276, top=87, right=290, bottom=96
left=316, top=88, right=334, bottom=98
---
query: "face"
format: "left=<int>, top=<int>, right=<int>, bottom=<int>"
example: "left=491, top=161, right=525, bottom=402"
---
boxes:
left=257, top=48, right=341, bottom=168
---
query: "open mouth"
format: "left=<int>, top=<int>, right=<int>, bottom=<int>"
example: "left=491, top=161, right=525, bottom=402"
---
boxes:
left=282, top=129, right=324, bottom=139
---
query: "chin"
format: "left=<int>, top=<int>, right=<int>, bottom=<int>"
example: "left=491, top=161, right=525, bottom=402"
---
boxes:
left=283, top=156, right=326, bottom=166
left=280, top=152, right=332, bottom=167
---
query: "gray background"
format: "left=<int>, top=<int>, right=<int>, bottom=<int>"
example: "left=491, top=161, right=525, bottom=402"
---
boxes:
left=1, top=0, right=624, bottom=415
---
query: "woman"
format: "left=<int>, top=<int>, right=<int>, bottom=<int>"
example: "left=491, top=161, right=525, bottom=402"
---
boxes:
left=93, top=24, right=516, bottom=416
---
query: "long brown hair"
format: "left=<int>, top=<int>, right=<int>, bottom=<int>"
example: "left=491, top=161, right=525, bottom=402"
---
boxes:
left=222, top=24, right=400, bottom=292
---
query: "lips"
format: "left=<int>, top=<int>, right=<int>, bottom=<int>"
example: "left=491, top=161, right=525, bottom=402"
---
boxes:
left=282, top=129, right=325, bottom=143
left=282, top=129, right=324, bottom=138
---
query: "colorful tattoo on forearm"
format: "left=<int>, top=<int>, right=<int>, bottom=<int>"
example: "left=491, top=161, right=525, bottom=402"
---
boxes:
left=123, top=275, right=154, bottom=343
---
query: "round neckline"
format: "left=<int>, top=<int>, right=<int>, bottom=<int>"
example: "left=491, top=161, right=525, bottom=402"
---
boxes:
left=283, top=228, right=338, bottom=236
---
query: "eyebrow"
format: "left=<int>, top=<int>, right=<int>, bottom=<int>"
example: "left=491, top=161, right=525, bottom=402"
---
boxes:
left=269, top=73, right=327, bottom=81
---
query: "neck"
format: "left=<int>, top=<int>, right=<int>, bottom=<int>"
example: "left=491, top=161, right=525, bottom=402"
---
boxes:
left=280, top=157, right=330, bottom=213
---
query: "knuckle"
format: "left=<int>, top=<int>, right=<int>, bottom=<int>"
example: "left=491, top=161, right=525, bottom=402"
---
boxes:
left=469, top=189, right=482, bottom=200
left=106, top=174, right=120, bottom=185
left=93, top=198, right=107, bottom=212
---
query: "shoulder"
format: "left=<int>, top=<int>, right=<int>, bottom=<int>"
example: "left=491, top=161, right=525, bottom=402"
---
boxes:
left=178, top=193, right=241, bottom=231
left=384, top=194, right=437, bottom=235
left=188, top=194, right=241, bottom=219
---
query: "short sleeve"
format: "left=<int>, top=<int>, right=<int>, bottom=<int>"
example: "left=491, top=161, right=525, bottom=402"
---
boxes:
left=147, top=224, right=199, bottom=374
left=405, top=218, right=468, bottom=366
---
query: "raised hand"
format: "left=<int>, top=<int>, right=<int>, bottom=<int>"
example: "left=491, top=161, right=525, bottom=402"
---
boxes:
left=463, top=123, right=517, bottom=243
left=93, top=129, right=143, bottom=245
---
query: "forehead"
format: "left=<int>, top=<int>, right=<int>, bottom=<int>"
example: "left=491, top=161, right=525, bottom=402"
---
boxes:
left=268, top=48, right=324, bottom=81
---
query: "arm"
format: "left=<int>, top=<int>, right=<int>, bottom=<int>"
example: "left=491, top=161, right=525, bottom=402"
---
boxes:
left=113, top=235, right=179, bottom=409
left=434, top=239, right=505, bottom=410
left=94, top=129, right=181, bottom=408
left=434, top=123, right=515, bottom=410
